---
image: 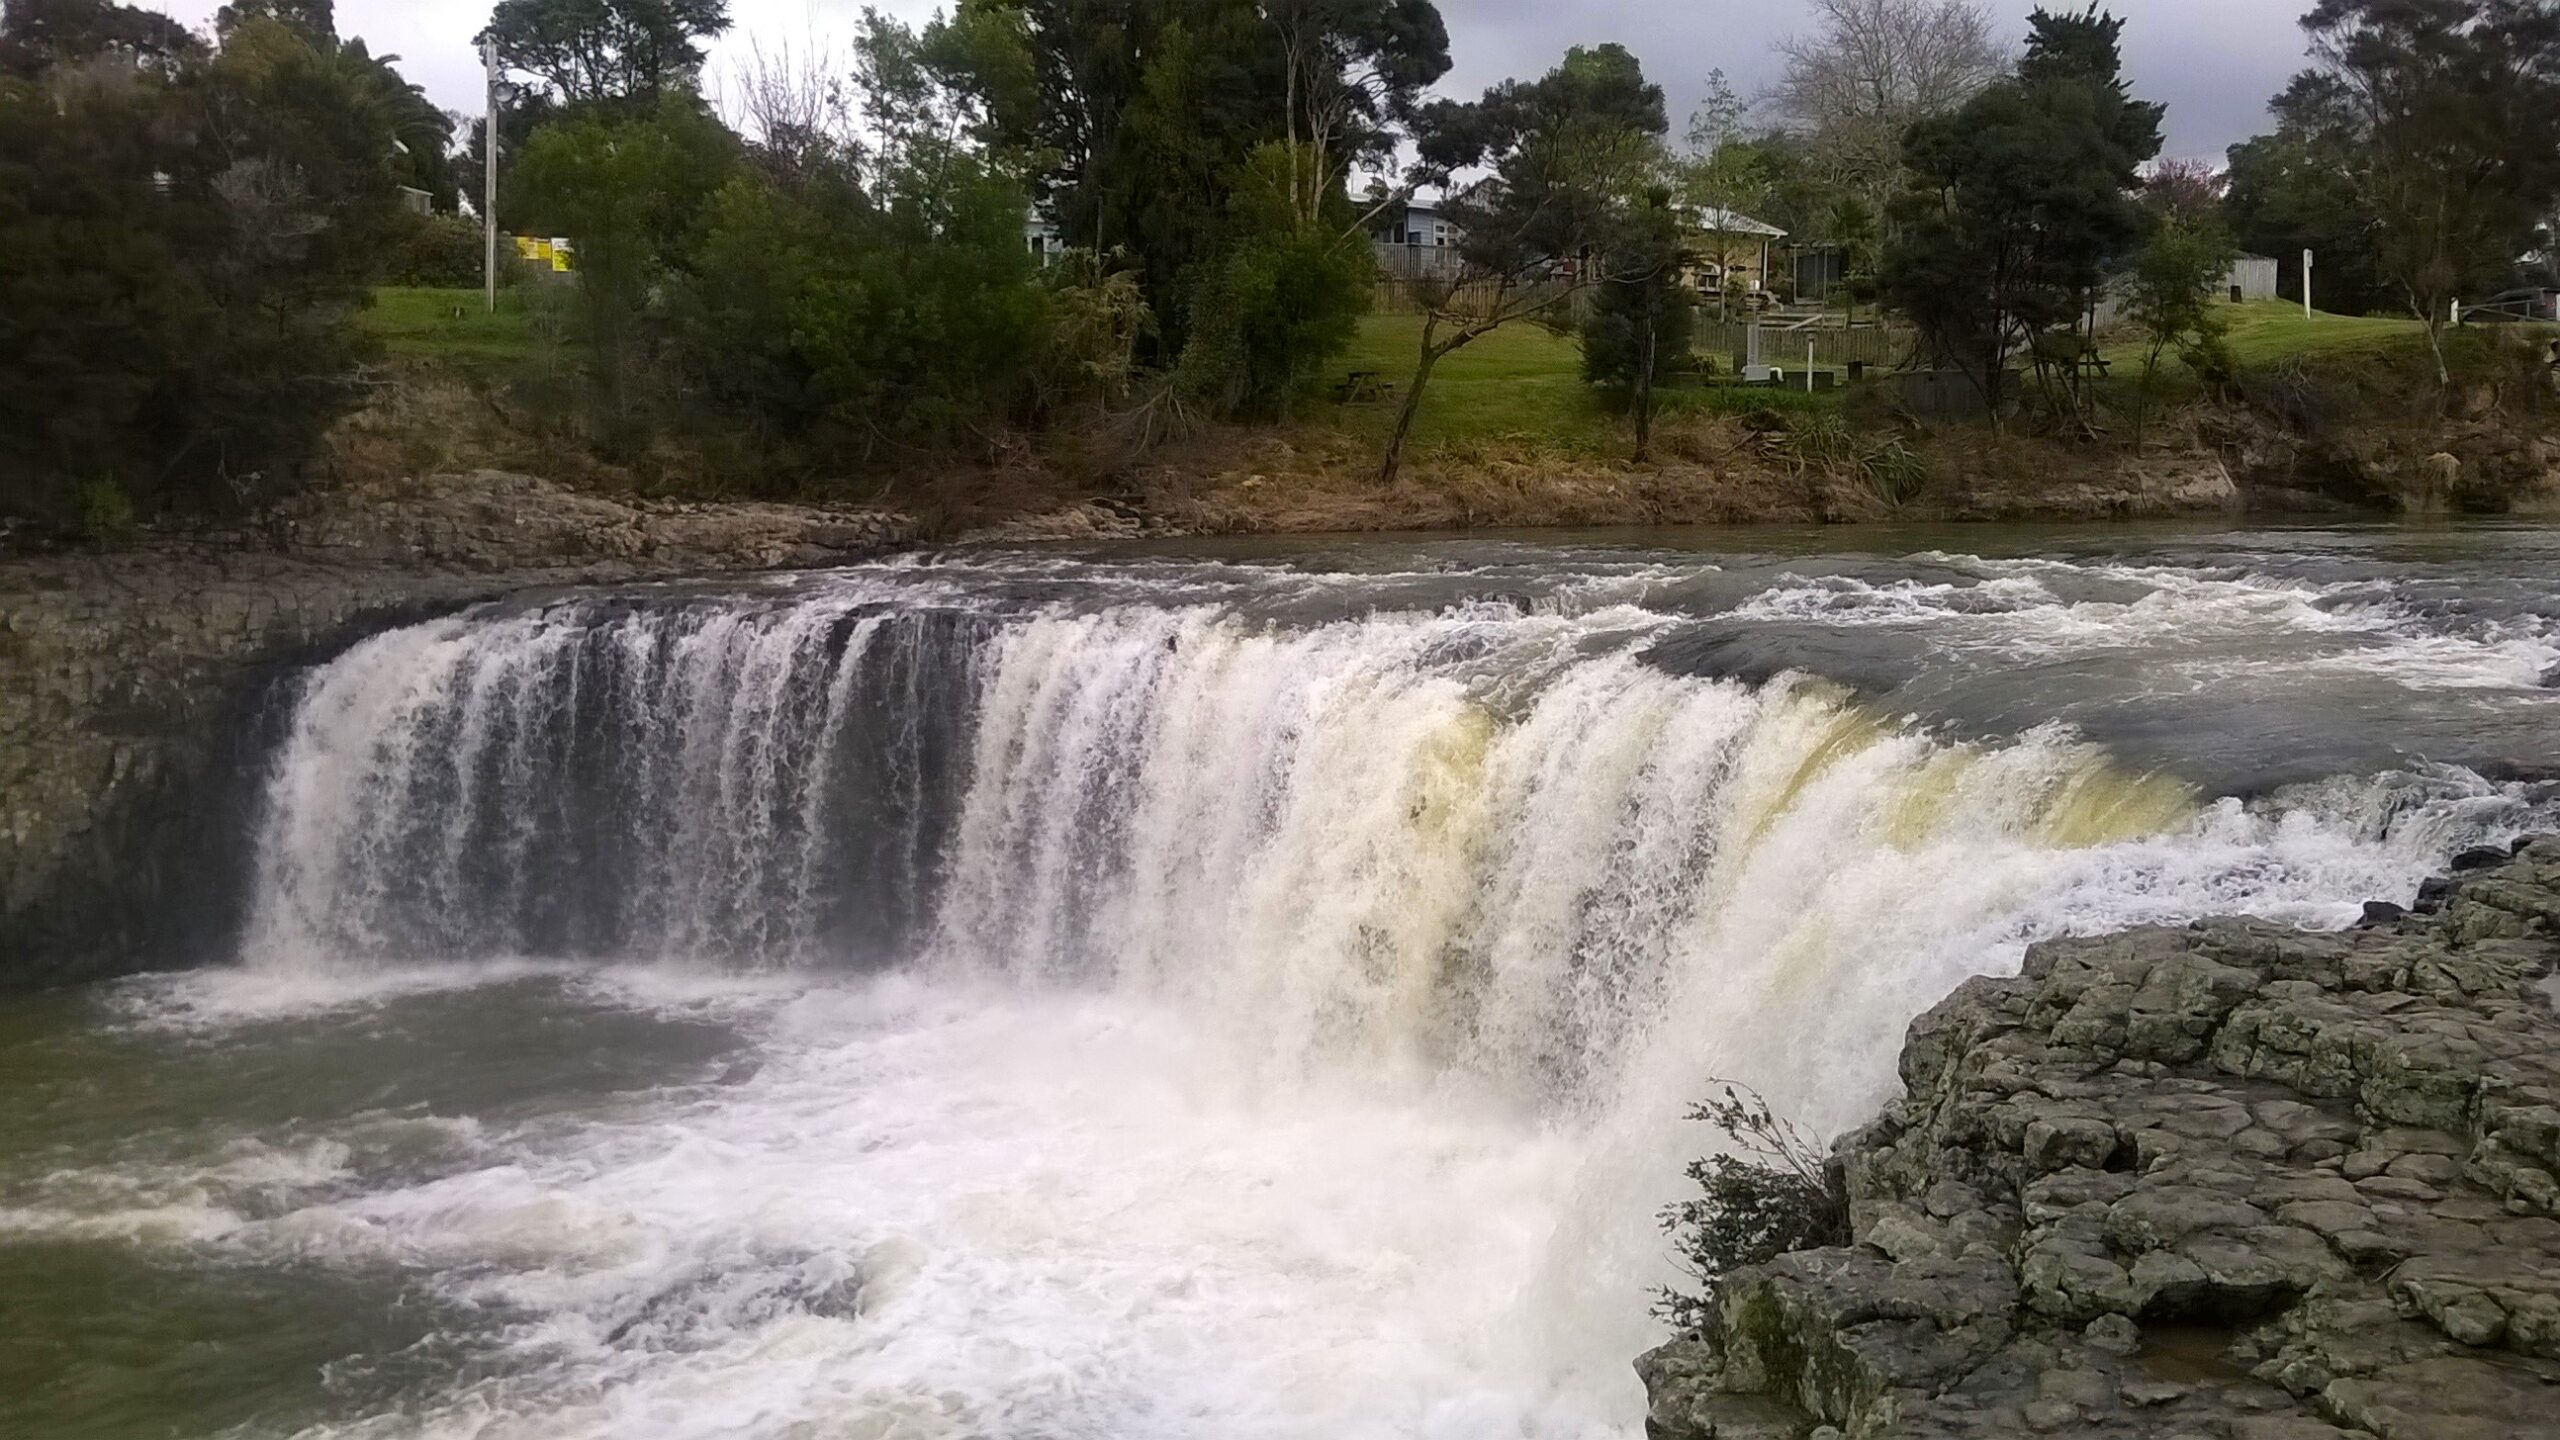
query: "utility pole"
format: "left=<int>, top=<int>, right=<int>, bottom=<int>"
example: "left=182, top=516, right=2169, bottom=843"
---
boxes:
left=483, top=38, right=500, bottom=315
left=2302, top=248, right=2314, bottom=320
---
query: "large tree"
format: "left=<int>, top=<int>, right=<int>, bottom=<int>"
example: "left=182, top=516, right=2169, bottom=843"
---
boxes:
left=2, top=3, right=408, bottom=526
left=1378, top=42, right=1669, bottom=483
left=933, top=0, right=1443, bottom=356
left=0, top=0, right=199, bottom=76
left=1879, top=4, right=2162, bottom=428
left=2273, top=0, right=2560, bottom=383
left=1774, top=0, right=2008, bottom=210
left=2222, top=123, right=2389, bottom=313
left=480, top=0, right=731, bottom=111
left=1266, top=0, right=1449, bottom=229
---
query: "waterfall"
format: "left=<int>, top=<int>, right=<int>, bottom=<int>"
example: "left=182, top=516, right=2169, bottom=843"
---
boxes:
left=242, top=575, right=2539, bottom=1133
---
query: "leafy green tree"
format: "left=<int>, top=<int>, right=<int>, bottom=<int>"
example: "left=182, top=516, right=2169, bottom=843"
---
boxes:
left=677, top=166, right=1047, bottom=460
left=2123, top=215, right=2239, bottom=444
left=1178, top=141, right=1374, bottom=418
left=511, top=91, right=737, bottom=443
left=213, top=0, right=333, bottom=45
left=481, top=0, right=731, bottom=110
left=1580, top=186, right=1693, bottom=462
left=2272, top=0, right=2560, bottom=385
left=935, top=0, right=1442, bottom=357
left=2222, top=124, right=2387, bottom=314
left=932, top=0, right=1275, bottom=357
left=0, top=0, right=199, bottom=76
left=1, top=6, right=405, bottom=526
left=1380, top=43, right=1670, bottom=483
left=1880, top=4, right=2163, bottom=429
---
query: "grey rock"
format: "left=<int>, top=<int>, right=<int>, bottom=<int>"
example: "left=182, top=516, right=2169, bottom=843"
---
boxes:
left=1638, top=842, right=2560, bottom=1439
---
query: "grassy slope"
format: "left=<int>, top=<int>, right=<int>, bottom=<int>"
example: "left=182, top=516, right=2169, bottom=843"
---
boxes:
left=2099, top=299, right=2423, bottom=377
left=361, top=287, right=544, bottom=371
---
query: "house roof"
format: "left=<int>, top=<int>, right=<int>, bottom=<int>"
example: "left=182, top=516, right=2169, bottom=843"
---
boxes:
left=1684, top=206, right=1786, bottom=238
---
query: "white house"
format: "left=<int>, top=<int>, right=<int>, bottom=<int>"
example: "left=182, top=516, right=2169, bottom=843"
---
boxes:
left=1024, top=208, right=1064, bottom=267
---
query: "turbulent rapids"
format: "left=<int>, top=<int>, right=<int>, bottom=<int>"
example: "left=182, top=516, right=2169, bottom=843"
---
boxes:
left=11, top=530, right=2560, bottom=1439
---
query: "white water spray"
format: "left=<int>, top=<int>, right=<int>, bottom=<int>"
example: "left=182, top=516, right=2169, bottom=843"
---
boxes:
left=192, top=554, right=2556, bottom=1437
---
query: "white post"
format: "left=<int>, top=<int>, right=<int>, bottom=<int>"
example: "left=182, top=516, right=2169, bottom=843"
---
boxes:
left=1805, top=341, right=1815, bottom=393
left=2302, top=248, right=2313, bottom=319
left=483, top=39, right=500, bottom=315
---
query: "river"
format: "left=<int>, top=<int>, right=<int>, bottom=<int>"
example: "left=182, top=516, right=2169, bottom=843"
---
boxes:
left=7, top=524, right=2560, bottom=1439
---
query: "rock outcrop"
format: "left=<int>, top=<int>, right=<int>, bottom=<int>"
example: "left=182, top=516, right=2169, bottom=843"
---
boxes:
left=1, top=471, right=909, bottom=987
left=1640, top=840, right=2560, bottom=1439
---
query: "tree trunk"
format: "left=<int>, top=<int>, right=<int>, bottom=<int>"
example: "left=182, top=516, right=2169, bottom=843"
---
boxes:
left=1633, top=305, right=1657, bottom=463
left=1380, top=336, right=1447, bottom=486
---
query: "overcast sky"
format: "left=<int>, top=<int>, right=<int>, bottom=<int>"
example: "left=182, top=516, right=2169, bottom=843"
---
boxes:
left=148, top=0, right=2315, bottom=166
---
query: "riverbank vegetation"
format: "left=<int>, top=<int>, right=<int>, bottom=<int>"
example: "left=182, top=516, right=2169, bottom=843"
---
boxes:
left=4, top=0, right=2558, bottom=541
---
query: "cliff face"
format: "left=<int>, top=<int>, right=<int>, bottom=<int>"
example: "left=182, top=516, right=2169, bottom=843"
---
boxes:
left=0, top=471, right=908, bottom=988
left=1640, top=841, right=2560, bottom=1440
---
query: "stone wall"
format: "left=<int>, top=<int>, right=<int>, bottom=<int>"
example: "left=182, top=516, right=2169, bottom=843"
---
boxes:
left=0, top=471, right=910, bottom=987
left=1640, top=840, right=2560, bottom=1440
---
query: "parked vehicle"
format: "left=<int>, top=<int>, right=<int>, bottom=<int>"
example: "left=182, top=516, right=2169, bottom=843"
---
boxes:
left=2462, top=287, right=2560, bottom=323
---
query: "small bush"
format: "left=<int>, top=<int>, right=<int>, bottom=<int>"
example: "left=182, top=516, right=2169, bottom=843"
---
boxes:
left=381, top=212, right=485, bottom=288
left=1655, top=1082, right=1849, bottom=1338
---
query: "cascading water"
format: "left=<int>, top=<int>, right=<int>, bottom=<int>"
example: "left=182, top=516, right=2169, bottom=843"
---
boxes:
left=15, top=533, right=2560, bottom=1439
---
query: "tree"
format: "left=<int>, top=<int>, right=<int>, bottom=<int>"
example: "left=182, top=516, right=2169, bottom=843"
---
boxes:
left=2142, top=157, right=2222, bottom=222
left=1178, top=140, right=1374, bottom=419
left=1, top=6, right=404, bottom=526
left=1775, top=0, right=2008, bottom=210
left=511, top=91, right=737, bottom=443
left=933, top=1, right=1443, bottom=358
left=1580, top=186, right=1692, bottom=462
left=2123, top=214, right=2238, bottom=444
left=480, top=0, right=731, bottom=111
left=0, top=0, right=200, bottom=77
left=213, top=0, right=332, bottom=46
left=2223, top=123, right=2388, bottom=313
left=1822, top=190, right=1882, bottom=322
left=1265, top=0, right=1450, bottom=230
left=1679, top=69, right=1773, bottom=319
left=1879, top=5, right=2162, bottom=430
left=2274, top=0, right=2560, bottom=385
left=1378, top=43, right=1669, bottom=483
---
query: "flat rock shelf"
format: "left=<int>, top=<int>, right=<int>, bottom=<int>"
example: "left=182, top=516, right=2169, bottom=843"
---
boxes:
left=1639, top=839, right=2560, bottom=1440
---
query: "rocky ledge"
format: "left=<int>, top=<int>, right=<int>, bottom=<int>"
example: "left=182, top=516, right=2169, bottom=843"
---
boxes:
left=2, top=470, right=910, bottom=986
left=1641, top=839, right=2560, bottom=1440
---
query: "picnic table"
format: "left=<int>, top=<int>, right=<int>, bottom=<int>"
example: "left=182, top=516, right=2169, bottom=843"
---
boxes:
left=1333, top=369, right=1394, bottom=404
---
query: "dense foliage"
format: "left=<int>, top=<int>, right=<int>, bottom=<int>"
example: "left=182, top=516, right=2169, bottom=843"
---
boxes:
left=1580, top=188, right=1694, bottom=461
left=1655, top=1083, right=1849, bottom=1338
left=0, top=0, right=409, bottom=527
left=1879, top=4, right=2164, bottom=426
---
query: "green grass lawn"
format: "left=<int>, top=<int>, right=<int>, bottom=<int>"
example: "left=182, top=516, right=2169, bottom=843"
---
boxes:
left=1330, top=313, right=1618, bottom=452
left=361, top=286, right=544, bottom=369
left=2100, top=298, right=2424, bottom=376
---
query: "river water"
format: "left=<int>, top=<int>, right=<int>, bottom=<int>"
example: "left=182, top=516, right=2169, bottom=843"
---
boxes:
left=9, top=524, right=2560, bottom=1439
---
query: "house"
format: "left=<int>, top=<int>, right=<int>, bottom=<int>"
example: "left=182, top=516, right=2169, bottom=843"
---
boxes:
left=396, top=185, right=433, bottom=217
left=1369, top=200, right=1465, bottom=279
left=1681, top=206, right=1787, bottom=300
left=1024, top=208, right=1064, bottom=267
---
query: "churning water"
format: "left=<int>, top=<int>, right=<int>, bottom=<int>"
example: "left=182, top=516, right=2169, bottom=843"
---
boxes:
left=10, top=526, right=2560, bottom=1438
